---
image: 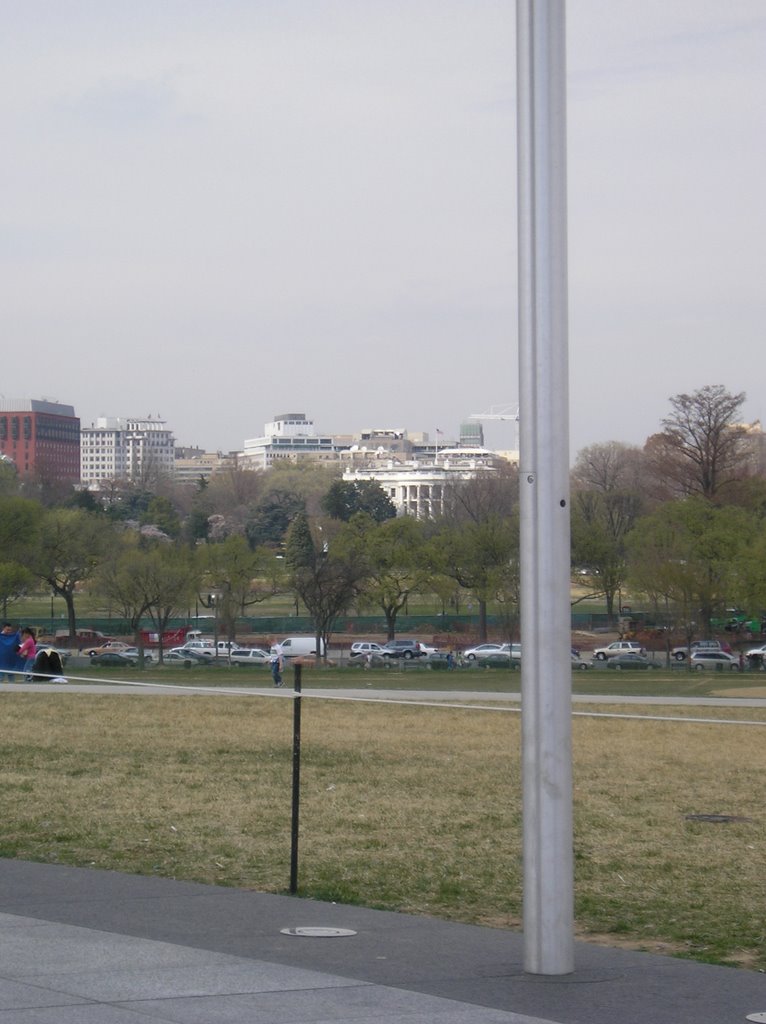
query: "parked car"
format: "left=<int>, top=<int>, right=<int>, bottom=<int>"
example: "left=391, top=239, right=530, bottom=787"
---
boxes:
left=182, top=640, right=215, bottom=652
left=120, top=647, right=153, bottom=662
left=169, top=646, right=214, bottom=662
left=463, top=643, right=504, bottom=661
left=349, top=642, right=387, bottom=660
left=671, top=639, right=731, bottom=662
left=689, top=651, right=740, bottom=671
left=228, top=648, right=270, bottom=666
left=55, top=629, right=114, bottom=650
left=572, top=651, right=589, bottom=670
left=606, top=653, right=653, bottom=671
left=90, top=651, right=138, bottom=667
left=212, top=641, right=247, bottom=654
left=164, top=650, right=199, bottom=664
left=380, top=640, right=425, bottom=659
left=463, top=643, right=520, bottom=665
left=85, top=641, right=133, bottom=657
left=423, top=648, right=447, bottom=663
left=744, top=642, right=766, bottom=658
left=592, top=641, right=645, bottom=661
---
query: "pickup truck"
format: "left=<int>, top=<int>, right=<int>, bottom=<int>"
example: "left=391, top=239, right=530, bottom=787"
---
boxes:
left=172, top=641, right=246, bottom=660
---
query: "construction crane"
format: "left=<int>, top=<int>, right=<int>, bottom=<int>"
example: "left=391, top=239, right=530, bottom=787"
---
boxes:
left=468, top=404, right=520, bottom=451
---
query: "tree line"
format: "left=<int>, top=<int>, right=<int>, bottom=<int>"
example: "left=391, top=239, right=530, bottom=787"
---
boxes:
left=2, top=385, right=765, bottom=655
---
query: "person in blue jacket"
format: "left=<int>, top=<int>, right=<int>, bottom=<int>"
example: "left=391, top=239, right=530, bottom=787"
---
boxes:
left=0, top=623, right=22, bottom=682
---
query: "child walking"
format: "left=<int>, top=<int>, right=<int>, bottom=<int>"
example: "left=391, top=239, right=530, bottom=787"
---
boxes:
left=19, top=627, right=37, bottom=681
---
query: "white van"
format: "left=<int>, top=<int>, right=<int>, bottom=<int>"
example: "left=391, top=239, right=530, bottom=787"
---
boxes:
left=271, top=636, right=326, bottom=659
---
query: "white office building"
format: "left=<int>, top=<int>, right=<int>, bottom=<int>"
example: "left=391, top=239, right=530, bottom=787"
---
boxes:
left=81, top=416, right=175, bottom=488
left=242, top=413, right=337, bottom=471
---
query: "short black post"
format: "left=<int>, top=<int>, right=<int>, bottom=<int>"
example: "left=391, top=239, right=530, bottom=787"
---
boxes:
left=289, top=662, right=302, bottom=894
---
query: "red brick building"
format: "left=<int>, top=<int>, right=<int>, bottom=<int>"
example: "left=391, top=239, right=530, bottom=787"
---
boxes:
left=0, top=399, right=80, bottom=485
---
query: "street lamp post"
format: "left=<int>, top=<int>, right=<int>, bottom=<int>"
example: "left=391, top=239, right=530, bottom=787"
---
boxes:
left=517, top=0, right=574, bottom=976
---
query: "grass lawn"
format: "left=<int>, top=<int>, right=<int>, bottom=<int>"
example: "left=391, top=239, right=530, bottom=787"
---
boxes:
left=0, top=670, right=763, bottom=970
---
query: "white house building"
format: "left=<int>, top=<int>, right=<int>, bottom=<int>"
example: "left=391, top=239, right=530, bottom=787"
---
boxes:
left=342, top=448, right=503, bottom=518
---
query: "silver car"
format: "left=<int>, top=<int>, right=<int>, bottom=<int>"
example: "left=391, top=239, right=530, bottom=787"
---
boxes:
left=228, top=648, right=270, bottom=666
left=689, top=651, right=739, bottom=671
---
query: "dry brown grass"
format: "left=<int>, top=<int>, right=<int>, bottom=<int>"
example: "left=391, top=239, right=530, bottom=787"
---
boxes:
left=0, top=693, right=763, bottom=969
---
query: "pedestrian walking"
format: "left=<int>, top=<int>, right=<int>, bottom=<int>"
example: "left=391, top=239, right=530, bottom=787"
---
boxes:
left=270, top=651, right=284, bottom=687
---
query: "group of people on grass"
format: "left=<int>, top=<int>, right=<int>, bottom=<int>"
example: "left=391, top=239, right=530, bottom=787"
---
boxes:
left=0, top=624, right=65, bottom=682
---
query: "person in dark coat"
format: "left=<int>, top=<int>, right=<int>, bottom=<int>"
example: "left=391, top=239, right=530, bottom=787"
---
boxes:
left=0, top=623, right=21, bottom=682
left=32, top=647, right=65, bottom=682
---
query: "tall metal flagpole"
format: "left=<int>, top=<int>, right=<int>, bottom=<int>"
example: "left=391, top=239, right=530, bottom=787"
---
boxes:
left=516, top=0, right=574, bottom=975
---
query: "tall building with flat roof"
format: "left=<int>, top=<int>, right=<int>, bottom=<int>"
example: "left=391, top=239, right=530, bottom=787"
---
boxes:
left=81, top=415, right=175, bottom=488
left=0, top=399, right=80, bottom=485
left=242, top=413, right=337, bottom=470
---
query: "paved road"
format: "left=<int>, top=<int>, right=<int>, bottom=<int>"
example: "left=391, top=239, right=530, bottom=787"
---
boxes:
left=3, top=678, right=766, bottom=713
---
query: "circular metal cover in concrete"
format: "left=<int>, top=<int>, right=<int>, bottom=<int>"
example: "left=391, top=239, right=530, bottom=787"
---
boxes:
left=746, top=1014, right=766, bottom=1022
left=280, top=926, right=357, bottom=937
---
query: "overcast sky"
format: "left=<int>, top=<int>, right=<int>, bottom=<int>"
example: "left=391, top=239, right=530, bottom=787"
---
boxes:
left=2, top=1, right=764, bottom=461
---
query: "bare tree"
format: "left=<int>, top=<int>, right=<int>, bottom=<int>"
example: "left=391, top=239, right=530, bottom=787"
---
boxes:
left=645, top=385, right=748, bottom=501
left=570, top=443, right=645, bottom=619
left=571, top=442, right=644, bottom=495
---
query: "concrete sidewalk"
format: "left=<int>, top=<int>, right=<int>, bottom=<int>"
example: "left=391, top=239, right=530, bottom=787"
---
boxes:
left=0, top=861, right=762, bottom=1023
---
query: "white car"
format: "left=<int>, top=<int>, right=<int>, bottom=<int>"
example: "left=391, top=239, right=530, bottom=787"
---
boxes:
left=228, top=648, right=270, bottom=666
left=744, top=642, right=766, bottom=658
left=349, top=642, right=387, bottom=660
left=592, top=641, right=645, bottom=661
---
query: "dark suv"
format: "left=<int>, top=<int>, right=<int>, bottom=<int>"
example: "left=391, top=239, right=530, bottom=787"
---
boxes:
left=381, top=640, right=424, bottom=660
